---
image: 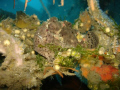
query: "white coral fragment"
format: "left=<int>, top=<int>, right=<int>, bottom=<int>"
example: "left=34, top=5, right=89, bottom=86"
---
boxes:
left=0, top=28, right=24, bottom=67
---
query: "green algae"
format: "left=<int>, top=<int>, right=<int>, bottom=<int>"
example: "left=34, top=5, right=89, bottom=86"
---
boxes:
left=38, top=44, right=68, bottom=57
left=36, top=54, right=46, bottom=71
left=58, top=56, right=77, bottom=68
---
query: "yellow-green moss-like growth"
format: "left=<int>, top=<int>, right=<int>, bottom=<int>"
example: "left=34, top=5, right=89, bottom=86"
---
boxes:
left=36, top=54, right=46, bottom=71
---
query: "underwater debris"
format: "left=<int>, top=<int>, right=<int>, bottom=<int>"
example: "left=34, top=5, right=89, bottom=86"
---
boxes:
left=24, top=0, right=30, bottom=11
left=40, top=0, right=51, bottom=18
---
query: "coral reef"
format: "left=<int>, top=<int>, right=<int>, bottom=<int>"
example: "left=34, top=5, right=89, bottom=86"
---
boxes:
left=0, top=60, right=43, bottom=90
left=0, top=0, right=120, bottom=89
left=0, top=12, right=43, bottom=89
left=0, top=28, right=43, bottom=89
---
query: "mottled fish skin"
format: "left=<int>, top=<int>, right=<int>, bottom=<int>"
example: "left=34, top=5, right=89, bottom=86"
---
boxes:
left=34, top=17, right=79, bottom=62
left=80, top=31, right=99, bottom=49
left=34, top=46, right=55, bottom=61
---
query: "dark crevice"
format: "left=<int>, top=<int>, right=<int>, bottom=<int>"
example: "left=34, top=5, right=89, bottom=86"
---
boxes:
left=0, top=53, right=5, bottom=66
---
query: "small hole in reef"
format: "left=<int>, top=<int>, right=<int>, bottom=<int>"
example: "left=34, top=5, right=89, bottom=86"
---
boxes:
left=0, top=53, right=5, bottom=67
left=91, top=45, right=93, bottom=48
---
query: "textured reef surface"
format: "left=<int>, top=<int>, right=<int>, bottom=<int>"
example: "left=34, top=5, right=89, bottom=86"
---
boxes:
left=0, top=0, right=120, bottom=90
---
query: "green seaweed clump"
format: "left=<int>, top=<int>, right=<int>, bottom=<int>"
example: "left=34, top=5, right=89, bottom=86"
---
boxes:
left=36, top=54, right=46, bottom=71
left=72, top=45, right=99, bottom=57
left=59, top=56, right=77, bottom=68
left=38, top=43, right=68, bottom=57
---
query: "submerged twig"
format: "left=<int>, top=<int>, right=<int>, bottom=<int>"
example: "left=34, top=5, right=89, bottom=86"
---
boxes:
left=39, top=0, right=51, bottom=18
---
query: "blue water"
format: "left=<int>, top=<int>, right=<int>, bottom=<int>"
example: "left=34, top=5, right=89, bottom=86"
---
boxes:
left=0, top=0, right=87, bottom=23
left=0, top=0, right=120, bottom=24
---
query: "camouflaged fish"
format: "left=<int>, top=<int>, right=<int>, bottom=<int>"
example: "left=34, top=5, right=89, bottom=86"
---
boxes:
left=34, top=17, right=79, bottom=62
